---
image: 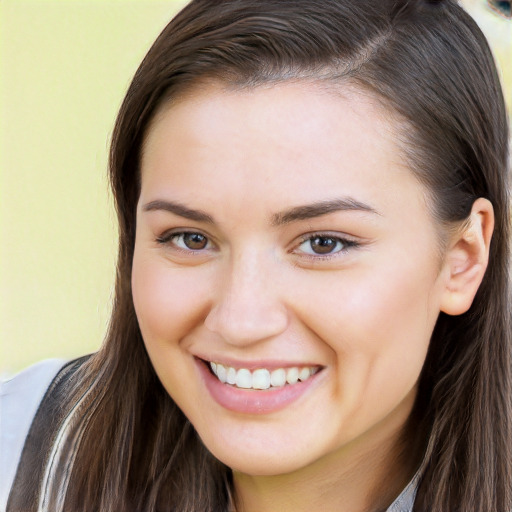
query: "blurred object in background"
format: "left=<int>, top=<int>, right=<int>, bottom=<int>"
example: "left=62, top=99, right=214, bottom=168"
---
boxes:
left=488, top=0, right=511, bottom=19
left=460, top=0, right=511, bottom=119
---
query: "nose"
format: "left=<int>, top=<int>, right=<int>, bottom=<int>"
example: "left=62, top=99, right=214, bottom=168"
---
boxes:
left=204, top=251, right=289, bottom=346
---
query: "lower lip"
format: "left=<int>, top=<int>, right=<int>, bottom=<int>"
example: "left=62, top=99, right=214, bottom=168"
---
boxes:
left=196, top=359, right=321, bottom=414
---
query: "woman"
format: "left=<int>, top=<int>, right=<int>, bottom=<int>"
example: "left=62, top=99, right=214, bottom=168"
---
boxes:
left=2, top=0, right=510, bottom=511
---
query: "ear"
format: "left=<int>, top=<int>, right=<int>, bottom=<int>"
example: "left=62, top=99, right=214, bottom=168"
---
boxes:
left=440, top=198, right=494, bottom=316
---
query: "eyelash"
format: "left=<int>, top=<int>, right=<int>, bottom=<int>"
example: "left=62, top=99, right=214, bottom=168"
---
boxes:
left=156, top=230, right=360, bottom=259
left=293, top=232, right=359, bottom=260
left=156, top=231, right=213, bottom=254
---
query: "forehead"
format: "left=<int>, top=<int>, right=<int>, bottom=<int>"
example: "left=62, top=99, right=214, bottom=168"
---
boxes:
left=139, top=81, right=427, bottom=222
left=144, top=80, right=395, bottom=161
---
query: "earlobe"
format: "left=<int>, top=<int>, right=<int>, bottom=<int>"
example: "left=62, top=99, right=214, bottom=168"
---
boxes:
left=440, top=198, right=494, bottom=316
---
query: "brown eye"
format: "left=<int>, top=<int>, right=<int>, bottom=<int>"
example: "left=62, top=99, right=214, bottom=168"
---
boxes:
left=182, top=233, right=208, bottom=250
left=295, top=233, right=358, bottom=259
left=157, top=232, right=212, bottom=251
left=309, top=236, right=340, bottom=254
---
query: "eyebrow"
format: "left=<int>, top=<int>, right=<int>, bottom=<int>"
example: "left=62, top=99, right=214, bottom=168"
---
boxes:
left=143, top=200, right=214, bottom=223
left=271, top=198, right=380, bottom=225
left=142, top=197, right=379, bottom=225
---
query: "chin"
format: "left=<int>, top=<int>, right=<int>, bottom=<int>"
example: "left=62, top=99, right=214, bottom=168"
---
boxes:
left=200, top=431, right=323, bottom=477
left=217, top=452, right=306, bottom=477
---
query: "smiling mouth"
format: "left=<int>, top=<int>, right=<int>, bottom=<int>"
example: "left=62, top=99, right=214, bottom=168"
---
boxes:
left=206, top=361, right=321, bottom=390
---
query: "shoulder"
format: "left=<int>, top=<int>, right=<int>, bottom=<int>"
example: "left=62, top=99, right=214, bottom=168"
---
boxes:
left=0, top=359, right=68, bottom=512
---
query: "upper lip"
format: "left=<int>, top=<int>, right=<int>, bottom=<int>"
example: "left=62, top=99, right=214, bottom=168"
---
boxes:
left=194, top=355, right=323, bottom=371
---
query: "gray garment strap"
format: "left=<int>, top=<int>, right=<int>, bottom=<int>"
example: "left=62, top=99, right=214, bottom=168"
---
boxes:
left=386, top=471, right=420, bottom=512
left=4, top=358, right=86, bottom=512
left=0, top=359, right=67, bottom=512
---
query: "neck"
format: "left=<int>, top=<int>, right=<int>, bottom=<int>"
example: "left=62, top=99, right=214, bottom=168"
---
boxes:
left=232, top=396, right=419, bottom=512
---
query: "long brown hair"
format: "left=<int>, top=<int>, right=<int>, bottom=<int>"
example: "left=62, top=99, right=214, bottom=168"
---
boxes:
left=43, top=1, right=511, bottom=510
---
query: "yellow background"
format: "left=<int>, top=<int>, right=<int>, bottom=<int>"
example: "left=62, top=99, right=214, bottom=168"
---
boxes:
left=1, top=1, right=510, bottom=375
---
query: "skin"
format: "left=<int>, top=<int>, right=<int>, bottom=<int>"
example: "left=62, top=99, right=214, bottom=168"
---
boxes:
left=131, top=81, right=493, bottom=512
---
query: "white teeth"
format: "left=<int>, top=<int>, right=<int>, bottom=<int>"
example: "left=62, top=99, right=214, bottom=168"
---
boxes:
left=299, top=367, right=311, bottom=381
left=214, top=363, right=227, bottom=383
left=226, top=366, right=237, bottom=385
left=236, top=369, right=252, bottom=389
left=286, top=367, right=299, bottom=384
left=270, top=368, right=286, bottom=387
left=209, top=362, right=319, bottom=390
left=252, top=369, right=271, bottom=390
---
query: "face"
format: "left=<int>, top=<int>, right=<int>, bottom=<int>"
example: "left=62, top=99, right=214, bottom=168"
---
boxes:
left=132, top=82, right=450, bottom=478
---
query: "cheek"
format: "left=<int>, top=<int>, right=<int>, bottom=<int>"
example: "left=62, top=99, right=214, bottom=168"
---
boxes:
left=299, top=258, right=441, bottom=404
left=131, top=248, right=215, bottom=411
left=131, top=250, right=211, bottom=346
left=306, top=261, right=439, bottom=339
left=346, top=270, right=435, bottom=346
